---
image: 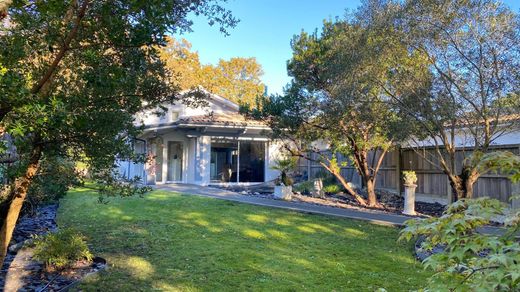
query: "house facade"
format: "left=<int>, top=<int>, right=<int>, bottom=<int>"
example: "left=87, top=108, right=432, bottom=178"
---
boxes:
left=118, top=92, right=282, bottom=186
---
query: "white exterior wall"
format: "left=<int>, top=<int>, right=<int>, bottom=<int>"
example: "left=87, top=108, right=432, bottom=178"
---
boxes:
left=194, top=136, right=211, bottom=186
left=265, top=140, right=284, bottom=181
left=124, top=91, right=280, bottom=186
left=136, top=93, right=238, bottom=127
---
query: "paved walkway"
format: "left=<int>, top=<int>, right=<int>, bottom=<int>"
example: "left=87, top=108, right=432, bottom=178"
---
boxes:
left=155, top=184, right=505, bottom=235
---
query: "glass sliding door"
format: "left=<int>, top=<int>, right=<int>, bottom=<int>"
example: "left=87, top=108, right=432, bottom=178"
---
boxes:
left=209, top=138, right=266, bottom=183
left=167, top=141, right=183, bottom=182
left=239, top=141, right=265, bottom=182
left=210, top=139, right=238, bottom=182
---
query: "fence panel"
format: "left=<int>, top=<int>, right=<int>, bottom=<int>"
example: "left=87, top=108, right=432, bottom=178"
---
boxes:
left=299, top=145, right=519, bottom=205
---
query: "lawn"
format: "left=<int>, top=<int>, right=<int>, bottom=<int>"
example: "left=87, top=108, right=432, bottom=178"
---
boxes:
left=57, top=187, right=431, bottom=291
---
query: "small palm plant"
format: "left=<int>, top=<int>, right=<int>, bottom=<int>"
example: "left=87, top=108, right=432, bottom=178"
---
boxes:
left=271, top=157, right=297, bottom=186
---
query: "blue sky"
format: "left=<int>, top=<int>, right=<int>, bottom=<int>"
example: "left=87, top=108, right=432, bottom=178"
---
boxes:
left=176, top=0, right=520, bottom=95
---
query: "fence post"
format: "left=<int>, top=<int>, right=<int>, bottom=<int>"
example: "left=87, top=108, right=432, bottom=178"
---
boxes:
left=513, top=144, right=520, bottom=209
left=307, top=152, right=312, bottom=181
left=395, top=146, right=402, bottom=196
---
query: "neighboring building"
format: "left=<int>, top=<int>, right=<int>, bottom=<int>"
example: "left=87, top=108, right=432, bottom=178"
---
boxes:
left=118, top=91, right=283, bottom=186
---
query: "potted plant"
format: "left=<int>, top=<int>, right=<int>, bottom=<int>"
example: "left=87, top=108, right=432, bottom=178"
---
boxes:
left=402, top=171, right=418, bottom=215
left=271, top=157, right=296, bottom=200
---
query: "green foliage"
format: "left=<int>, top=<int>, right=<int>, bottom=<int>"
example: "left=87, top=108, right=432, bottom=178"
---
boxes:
left=402, top=171, right=417, bottom=185
left=33, top=228, right=93, bottom=270
left=242, top=2, right=420, bottom=205
left=400, top=151, right=520, bottom=290
left=271, top=157, right=297, bottom=186
left=315, top=171, right=337, bottom=186
left=477, top=151, right=520, bottom=184
left=323, top=184, right=342, bottom=194
left=391, top=0, right=520, bottom=198
left=91, top=172, right=152, bottom=204
left=27, top=156, right=82, bottom=206
left=400, top=198, right=520, bottom=291
left=293, top=181, right=314, bottom=195
left=0, top=0, right=238, bottom=195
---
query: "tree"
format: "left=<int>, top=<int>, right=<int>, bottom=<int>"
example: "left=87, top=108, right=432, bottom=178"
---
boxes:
left=0, top=0, right=237, bottom=266
left=244, top=2, right=420, bottom=207
left=208, top=57, right=265, bottom=105
left=386, top=0, right=520, bottom=201
left=159, top=37, right=265, bottom=105
left=159, top=37, right=203, bottom=90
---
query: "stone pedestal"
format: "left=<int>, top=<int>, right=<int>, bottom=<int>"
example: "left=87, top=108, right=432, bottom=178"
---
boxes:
left=274, top=186, right=292, bottom=200
left=312, top=178, right=324, bottom=198
left=403, top=183, right=417, bottom=216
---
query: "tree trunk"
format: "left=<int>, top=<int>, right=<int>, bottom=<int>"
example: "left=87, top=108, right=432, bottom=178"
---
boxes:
left=330, top=169, right=367, bottom=206
left=448, top=167, right=479, bottom=202
left=366, top=179, right=377, bottom=207
left=0, top=145, right=42, bottom=267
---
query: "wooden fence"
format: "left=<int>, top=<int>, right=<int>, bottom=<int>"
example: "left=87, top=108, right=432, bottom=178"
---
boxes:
left=296, top=144, right=520, bottom=205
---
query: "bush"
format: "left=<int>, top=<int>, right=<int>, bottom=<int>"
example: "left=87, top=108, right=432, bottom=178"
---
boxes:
left=293, top=181, right=314, bottom=195
left=33, top=228, right=93, bottom=270
left=400, top=198, right=519, bottom=290
left=323, top=184, right=342, bottom=194
left=28, top=156, right=82, bottom=206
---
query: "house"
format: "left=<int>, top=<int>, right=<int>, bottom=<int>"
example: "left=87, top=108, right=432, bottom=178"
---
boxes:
left=118, top=91, right=283, bottom=186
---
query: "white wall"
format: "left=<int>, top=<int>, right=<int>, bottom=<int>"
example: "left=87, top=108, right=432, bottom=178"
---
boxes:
left=265, top=140, right=285, bottom=181
left=194, top=136, right=211, bottom=185
left=135, top=93, right=239, bottom=127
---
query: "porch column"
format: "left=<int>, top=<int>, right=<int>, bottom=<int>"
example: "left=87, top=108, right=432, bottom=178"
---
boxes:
left=196, top=136, right=211, bottom=186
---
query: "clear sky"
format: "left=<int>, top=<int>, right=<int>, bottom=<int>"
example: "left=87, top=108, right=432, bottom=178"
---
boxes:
left=176, top=0, right=520, bottom=95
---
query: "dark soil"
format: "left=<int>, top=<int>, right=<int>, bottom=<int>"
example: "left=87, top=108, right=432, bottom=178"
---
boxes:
left=215, top=185, right=446, bottom=218
left=0, top=203, right=106, bottom=291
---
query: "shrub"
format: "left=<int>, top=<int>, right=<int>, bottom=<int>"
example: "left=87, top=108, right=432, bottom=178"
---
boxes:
left=28, top=156, right=82, bottom=206
left=314, top=170, right=337, bottom=186
left=33, top=229, right=93, bottom=270
left=323, top=184, right=341, bottom=194
left=293, top=181, right=314, bottom=195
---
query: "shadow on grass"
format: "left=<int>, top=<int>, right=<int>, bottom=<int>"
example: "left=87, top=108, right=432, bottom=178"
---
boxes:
left=57, top=188, right=429, bottom=291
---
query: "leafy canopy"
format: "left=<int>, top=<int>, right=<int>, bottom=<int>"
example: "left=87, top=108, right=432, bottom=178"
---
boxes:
left=0, top=0, right=238, bottom=181
left=159, top=37, right=265, bottom=105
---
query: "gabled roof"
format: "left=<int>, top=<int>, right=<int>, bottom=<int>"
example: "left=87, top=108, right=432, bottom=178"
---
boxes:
left=178, top=113, right=267, bottom=128
left=180, top=87, right=239, bottom=111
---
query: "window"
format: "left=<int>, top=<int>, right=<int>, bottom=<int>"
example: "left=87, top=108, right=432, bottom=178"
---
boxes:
left=170, top=111, right=179, bottom=122
left=210, top=139, right=265, bottom=183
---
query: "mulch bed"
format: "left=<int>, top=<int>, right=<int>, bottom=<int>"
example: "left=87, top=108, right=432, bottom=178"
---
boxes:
left=0, top=203, right=107, bottom=291
left=216, top=185, right=446, bottom=218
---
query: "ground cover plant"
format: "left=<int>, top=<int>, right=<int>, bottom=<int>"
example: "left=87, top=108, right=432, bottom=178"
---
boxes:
left=57, top=187, right=432, bottom=291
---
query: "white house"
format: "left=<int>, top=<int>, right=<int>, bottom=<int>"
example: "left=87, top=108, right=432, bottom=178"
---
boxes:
left=118, top=91, right=283, bottom=186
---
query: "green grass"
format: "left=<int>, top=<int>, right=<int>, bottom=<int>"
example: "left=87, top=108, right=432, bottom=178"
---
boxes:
left=58, top=187, right=431, bottom=291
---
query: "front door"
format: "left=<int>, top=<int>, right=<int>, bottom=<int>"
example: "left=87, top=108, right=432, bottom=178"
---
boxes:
left=167, top=141, right=183, bottom=182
